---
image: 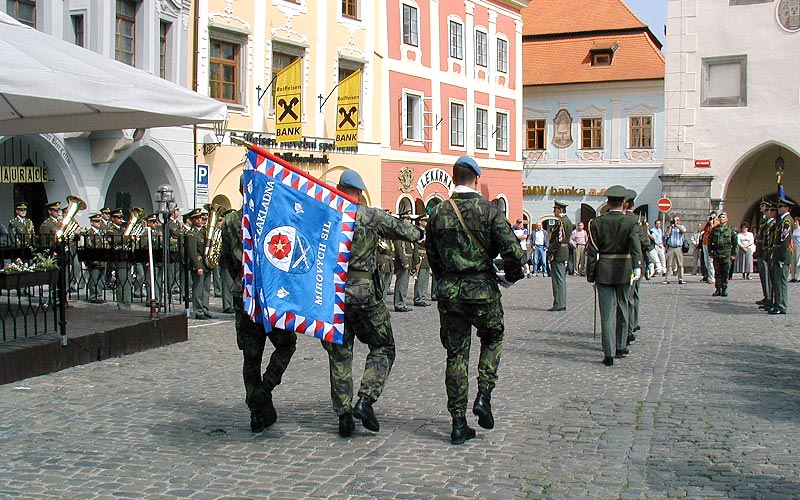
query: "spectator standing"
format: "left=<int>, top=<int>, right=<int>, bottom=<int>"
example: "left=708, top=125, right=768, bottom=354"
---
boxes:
left=737, top=223, right=755, bottom=280
left=569, top=222, right=588, bottom=276
left=649, top=220, right=667, bottom=276
left=664, top=216, right=687, bottom=284
left=791, top=218, right=800, bottom=282
left=691, top=222, right=705, bottom=277
left=512, top=219, right=531, bottom=278
left=530, top=223, right=548, bottom=276
left=702, top=212, right=720, bottom=285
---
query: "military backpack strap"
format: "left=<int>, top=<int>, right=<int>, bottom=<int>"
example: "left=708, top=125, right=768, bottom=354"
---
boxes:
left=447, top=198, right=492, bottom=264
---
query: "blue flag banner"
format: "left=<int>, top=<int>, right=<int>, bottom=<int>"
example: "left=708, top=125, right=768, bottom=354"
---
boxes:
left=241, top=146, right=358, bottom=345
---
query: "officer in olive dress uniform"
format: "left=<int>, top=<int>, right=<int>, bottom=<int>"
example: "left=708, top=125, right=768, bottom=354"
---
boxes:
left=547, top=201, right=573, bottom=311
left=377, top=235, right=395, bottom=298
left=38, top=201, right=62, bottom=248
left=84, top=214, right=106, bottom=303
left=9, top=202, right=35, bottom=247
left=586, top=185, right=644, bottom=367
left=143, top=214, right=164, bottom=303
left=322, top=170, right=423, bottom=438
left=99, top=208, right=112, bottom=231
left=166, top=206, right=184, bottom=296
left=105, top=209, right=132, bottom=309
left=220, top=191, right=297, bottom=433
left=412, top=215, right=431, bottom=306
left=186, top=209, right=215, bottom=319
left=754, top=200, right=772, bottom=308
left=426, top=156, right=525, bottom=444
left=393, top=212, right=415, bottom=312
left=769, top=198, right=795, bottom=314
left=708, top=212, right=738, bottom=297
left=759, top=204, right=778, bottom=311
left=623, top=190, right=651, bottom=345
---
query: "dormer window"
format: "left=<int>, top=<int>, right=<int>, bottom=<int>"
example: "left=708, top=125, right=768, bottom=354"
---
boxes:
left=589, top=41, right=619, bottom=67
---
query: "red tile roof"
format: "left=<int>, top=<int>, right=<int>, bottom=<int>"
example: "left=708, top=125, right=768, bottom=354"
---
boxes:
left=522, top=0, right=647, bottom=36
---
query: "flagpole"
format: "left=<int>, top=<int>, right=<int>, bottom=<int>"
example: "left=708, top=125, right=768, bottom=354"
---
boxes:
left=229, top=136, right=359, bottom=205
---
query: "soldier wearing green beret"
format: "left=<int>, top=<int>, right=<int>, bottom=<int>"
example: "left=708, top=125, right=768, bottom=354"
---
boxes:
left=547, top=201, right=573, bottom=311
left=426, top=156, right=524, bottom=444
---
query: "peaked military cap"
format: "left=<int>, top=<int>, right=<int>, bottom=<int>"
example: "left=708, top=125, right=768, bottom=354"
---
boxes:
left=146, top=214, right=159, bottom=223
left=759, top=198, right=769, bottom=206
left=454, top=155, right=481, bottom=176
left=553, top=201, right=568, bottom=209
left=45, top=201, right=61, bottom=210
left=777, top=197, right=796, bottom=208
left=89, top=213, right=102, bottom=223
left=625, top=189, right=638, bottom=202
left=15, top=202, right=28, bottom=210
left=604, top=185, right=628, bottom=200
left=338, top=169, right=367, bottom=191
left=111, top=209, right=125, bottom=218
left=100, top=207, right=112, bottom=214
left=187, top=208, right=204, bottom=219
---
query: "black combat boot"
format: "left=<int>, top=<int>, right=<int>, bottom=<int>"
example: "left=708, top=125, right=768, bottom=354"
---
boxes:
left=712, top=288, right=720, bottom=297
left=450, top=417, right=476, bottom=445
left=721, top=288, right=728, bottom=297
left=338, top=412, right=355, bottom=437
left=353, top=396, right=380, bottom=432
left=250, top=387, right=277, bottom=431
left=472, top=389, right=494, bottom=429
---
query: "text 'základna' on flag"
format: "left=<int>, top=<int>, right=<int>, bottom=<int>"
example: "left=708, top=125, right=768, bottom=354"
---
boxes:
left=241, top=146, right=358, bottom=345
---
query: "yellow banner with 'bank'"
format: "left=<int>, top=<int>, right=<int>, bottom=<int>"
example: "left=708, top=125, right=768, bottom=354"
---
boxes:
left=274, top=58, right=302, bottom=143
left=335, top=70, right=361, bottom=149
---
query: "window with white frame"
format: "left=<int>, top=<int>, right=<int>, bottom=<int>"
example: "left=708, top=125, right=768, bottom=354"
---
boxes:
left=402, top=4, right=419, bottom=46
left=702, top=55, right=747, bottom=107
left=495, top=112, right=508, bottom=152
left=403, top=92, right=423, bottom=142
left=629, top=115, right=653, bottom=149
left=342, top=0, right=359, bottom=19
left=475, top=30, right=488, bottom=67
left=115, top=0, right=137, bottom=66
left=450, top=102, right=465, bottom=147
left=496, top=38, right=508, bottom=73
left=581, top=118, right=603, bottom=149
left=449, top=20, right=463, bottom=59
left=476, top=108, right=489, bottom=150
left=209, top=30, right=248, bottom=106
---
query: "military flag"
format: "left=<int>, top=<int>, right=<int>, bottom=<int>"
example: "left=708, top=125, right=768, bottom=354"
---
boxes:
left=274, top=58, right=302, bottom=143
left=334, top=70, right=361, bottom=148
left=241, top=145, right=358, bottom=344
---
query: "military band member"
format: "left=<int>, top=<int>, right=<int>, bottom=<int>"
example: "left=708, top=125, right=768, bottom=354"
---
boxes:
left=586, top=185, right=644, bottom=367
left=393, top=212, right=415, bottom=312
left=144, top=214, right=164, bottom=303
left=426, top=155, right=525, bottom=444
left=9, top=202, right=34, bottom=247
left=322, top=170, right=423, bottom=438
left=186, top=209, right=215, bottom=320
left=38, top=201, right=61, bottom=247
left=166, top=206, right=185, bottom=296
left=769, top=198, right=795, bottom=314
left=84, top=214, right=106, bottom=303
left=412, top=215, right=431, bottom=307
left=708, top=212, right=737, bottom=297
left=105, top=209, right=131, bottom=310
left=547, top=201, right=573, bottom=311
left=99, top=208, right=112, bottom=231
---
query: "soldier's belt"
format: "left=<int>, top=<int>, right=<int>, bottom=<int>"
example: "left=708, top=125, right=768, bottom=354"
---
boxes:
left=598, top=254, right=631, bottom=259
left=348, top=270, right=373, bottom=279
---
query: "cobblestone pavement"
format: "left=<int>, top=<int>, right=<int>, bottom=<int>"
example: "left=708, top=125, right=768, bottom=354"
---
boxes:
left=1, top=273, right=798, bottom=499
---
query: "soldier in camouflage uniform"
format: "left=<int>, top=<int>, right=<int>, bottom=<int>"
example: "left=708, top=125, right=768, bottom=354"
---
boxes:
left=426, top=156, right=524, bottom=445
left=769, top=198, right=795, bottom=314
left=322, top=170, right=422, bottom=438
left=708, top=212, right=738, bottom=297
left=220, top=199, right=297, bottom=432
left=547, top=201, right=573, bottom=311
left=9, top=202, right=34, bottom=247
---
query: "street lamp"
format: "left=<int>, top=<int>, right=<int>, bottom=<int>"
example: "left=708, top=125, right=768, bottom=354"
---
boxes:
left=154, top=184, right=175, bottom=314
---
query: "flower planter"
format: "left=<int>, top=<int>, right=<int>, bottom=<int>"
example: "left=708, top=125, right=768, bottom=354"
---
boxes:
left=0, top=268, right=59, bottom=290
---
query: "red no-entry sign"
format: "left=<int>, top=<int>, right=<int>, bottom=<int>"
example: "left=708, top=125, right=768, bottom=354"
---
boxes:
left=657, top=197, right=672, bottom=213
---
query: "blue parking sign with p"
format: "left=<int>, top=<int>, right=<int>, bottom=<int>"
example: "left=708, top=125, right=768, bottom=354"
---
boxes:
left=196, top=164, right=209, bottom=188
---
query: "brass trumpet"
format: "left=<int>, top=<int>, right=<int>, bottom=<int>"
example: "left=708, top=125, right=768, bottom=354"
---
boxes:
left=56, top=195, right=87, bottom=241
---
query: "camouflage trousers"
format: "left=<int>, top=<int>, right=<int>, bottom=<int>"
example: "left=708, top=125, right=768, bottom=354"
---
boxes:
left=321, top=301, right=395, bottom=416
left=438, top=299, right=505, bottom=418
left=713, top=256, right=733, bottom=291
left=234, top=298, right=297, bottom=412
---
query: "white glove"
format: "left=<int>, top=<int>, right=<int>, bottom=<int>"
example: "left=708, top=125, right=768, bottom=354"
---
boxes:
left=632, top=268, right=642, bottom=281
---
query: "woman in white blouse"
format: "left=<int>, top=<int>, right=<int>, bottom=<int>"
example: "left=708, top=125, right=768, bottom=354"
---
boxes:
left=737, top=223, right=755, bottom=280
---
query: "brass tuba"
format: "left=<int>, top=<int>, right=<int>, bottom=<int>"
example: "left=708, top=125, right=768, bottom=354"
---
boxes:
left=56, top=195, right=87, bottom=242
left=123, top=207, right=147, bottom=237
left=202, top=203, right=226, bottom=268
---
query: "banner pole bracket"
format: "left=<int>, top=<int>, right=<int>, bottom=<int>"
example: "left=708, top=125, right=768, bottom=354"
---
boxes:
left=318, top=82, right=342, bottom=113
left=256, top=75, right=278, bottom=107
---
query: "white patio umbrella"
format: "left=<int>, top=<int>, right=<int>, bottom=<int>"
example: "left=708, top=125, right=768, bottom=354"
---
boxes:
left=0, top=12, right=227, bottom=136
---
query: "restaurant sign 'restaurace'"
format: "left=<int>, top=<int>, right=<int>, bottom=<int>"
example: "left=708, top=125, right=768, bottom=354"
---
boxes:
left=0, top=165, right=49, bottom=183
left=524, top=185, right=608, bottom=197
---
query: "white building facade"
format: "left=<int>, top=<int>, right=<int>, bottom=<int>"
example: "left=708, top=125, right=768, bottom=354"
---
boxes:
left=664, top=0, right=800, bottom=227
left=0, top=0, right=197, bottom=229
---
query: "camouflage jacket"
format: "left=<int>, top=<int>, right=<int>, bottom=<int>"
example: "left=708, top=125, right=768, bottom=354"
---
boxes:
left=547, top=215, right=573, bottom=262
left=708, top=224, right=737, bottom=259
left=220, top=209, right=244, bottom=296
left=347, top=206, right=422, bottom=306
left=426, top=191, right=524, bottom=303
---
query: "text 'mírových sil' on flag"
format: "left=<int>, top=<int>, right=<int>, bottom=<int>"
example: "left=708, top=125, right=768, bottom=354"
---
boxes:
left=242, top=146, right=358, bottom=345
